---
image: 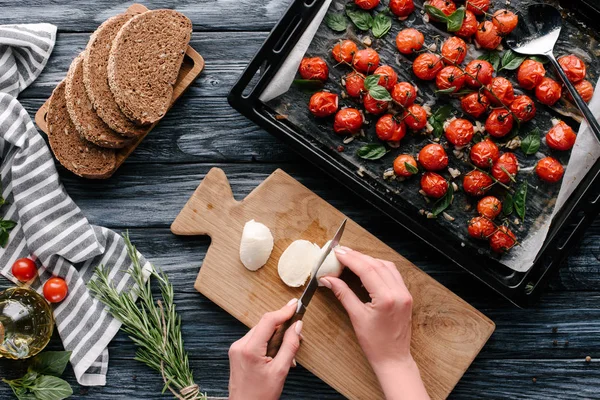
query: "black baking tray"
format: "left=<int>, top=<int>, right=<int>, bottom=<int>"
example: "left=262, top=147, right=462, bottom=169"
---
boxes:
left=228, top=0, right=600, bottom=307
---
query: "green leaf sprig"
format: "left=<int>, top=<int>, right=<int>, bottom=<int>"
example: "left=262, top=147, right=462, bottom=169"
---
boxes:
left=477, top=52, right=501, bottom=71
left=342, top=5, right=392, bottom=38
left=499, top=49, right=526, bottom=71
left=521, top=128, right=541, bottom=155
left=431, top=181, right=454, bottom=217
left=424, top=6, right=466, bottom=32
left=324, top=13, right=348, bottom=32
left=372, top=13, right=392, bottom=38
left=346, top=7, right=374, bottom=31
left=514, top=182, right=528, bottom=220
left=428, top=105, right=454, bottom=138
left=357, top=143, right=387, bottom=160
left=364, top=75, right=393, bottom=101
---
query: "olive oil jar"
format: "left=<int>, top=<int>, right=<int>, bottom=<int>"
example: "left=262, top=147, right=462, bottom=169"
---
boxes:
left=0, top=287, right=53, bottom=359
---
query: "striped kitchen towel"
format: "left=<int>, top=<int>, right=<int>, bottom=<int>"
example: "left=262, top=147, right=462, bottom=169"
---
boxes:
left=0, top=24, right=150, bottom=386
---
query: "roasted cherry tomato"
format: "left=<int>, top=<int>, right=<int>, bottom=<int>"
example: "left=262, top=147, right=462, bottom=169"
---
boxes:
left=418, top=143, right=448, bottom=171
left=464, top=60, right=494, bottom=88
left=535, top=77, right=562, bottom=106
left=461, top=92, right=490, bottom=118
left=492, top=9, right=518, bottom=35
left=546, top=121, right=576, bottom=151
left=536, top=156, right=564, bottom=183
left=466, top=0, right=490, bottom=15
left=393, top=154, right=418, bottom=177
left=441, top=36, right=468, bottom=65
left=456, top=10, right=478, bottom=38
left=476, top=21, right=502, bottom=50
left=353, top=48, right=380, bottom=74
left=334, top=108, right=363, bottom=135
left=390, top=0, right=415, bottom=17
left=403, top=104, right=428, bottom=130
left=468, top=216, right=496, bottom=240
left=11, top=258, right=37, bottom=282
left=517, top=59, right=546, bottom=90
left=485, top=77, right=515, bottom=106
left=43, top=277, right=68, bottom=303
left=420, top=172, right=449, bottom=198
left=374, top=65, right=398, bottom=91
left=445, top=118, right=474, bottom=146
left=436, top=66, right=466, bottom=93
left=345, top=72, right=365, bottom=98
left=470, top=139, right=500, bottom=169
left=376, top=114, right=407, bottom=142
left=363, top=93, right=389, bottom=115
left=299, top=57, right=329, bottom=82
left=489, top=226, right=516, bottom=253
left=558, top=54, right=586, bottom=83
left=491, top=152, right=518, bottom=184
left=477, top=196, right=502, bottom=219
left=426, top=0, right=456, bottom=20
left=355, top=0, right=380, bottom=10
left=396, top=28, right=425, bottom=54
left=510, top=95, right=536, bottom=123
left=332, top=40, right=358, bottom=64
left=463, top=170, right=493, bottom=196
left=485, top=109, right=514, bottom=138
left=391, top=82, right=417, bottom=107
left=568, top=80, right=594, bottom=103
left=413, top=53, right=443, bottom=81
left=309, top=92, right=338, bottom=117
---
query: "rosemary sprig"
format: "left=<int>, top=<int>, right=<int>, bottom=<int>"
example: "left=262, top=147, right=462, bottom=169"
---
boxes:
left=88, top=234, right=206, bottom=400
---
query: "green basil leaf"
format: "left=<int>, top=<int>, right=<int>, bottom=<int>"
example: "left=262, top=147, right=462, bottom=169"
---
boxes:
left=346, top=8, right=374, bottom=31
left=435, top=87, right=458, bottom=95
left=452, top=89, right=476, bottom=96
left=372, top=13, right=392, bottom=38
left=521, top=128, right=541, bottom=155
left=404, top=162, right=419, bottom=175
left=424, top=5, right=449, bottom=22
left=503, top=193, right=514, bottom=216
left=514, top=182, right=528, bottom=220
left=447, top=7, right=466, bottom=32
left=292, top=79, right=324, bottom=92
left=368, top=85, right=392, bottom=101
left=0, top=229, right=9, bottom=248
left=432, top=105, right=454, bottom=122
left=473, top=133, right=484, bottom=143
left=529, top=55, right=549, bottom=64
left=478, top=52, right=501, bottom=71
left=29, top=352, right=72, bottom=377
left=363, top=74, right=380, bottom=90
left=0, top=219, right=17, bottom=230
left=324, top=13, right=348, bottom=32
left=31, top=376, right=72, bottom=400
left=500, top=49, right=526, bottom=71
left=357, top=144, right=387, bottom=160
left=429, top=117, right=444, bottom=139
left=432, top=182, right=454, bottom=216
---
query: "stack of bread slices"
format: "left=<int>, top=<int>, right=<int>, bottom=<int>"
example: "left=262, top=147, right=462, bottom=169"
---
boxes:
left=47, top=9, right=192, bottom=178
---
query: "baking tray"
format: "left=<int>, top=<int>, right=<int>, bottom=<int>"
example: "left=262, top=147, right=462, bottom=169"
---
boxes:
left=228, top=0, right=600, bottom=307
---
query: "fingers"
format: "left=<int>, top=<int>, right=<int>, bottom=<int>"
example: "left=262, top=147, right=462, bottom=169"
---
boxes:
left=320, top=276, right=364, bottom=319
left=376, top=259, right=405, bottom=287
left=272, top=320, right=303, bottom=371
left=247, top=298, right=298, bottom=353
left=334, top=247, right=390, bottom=294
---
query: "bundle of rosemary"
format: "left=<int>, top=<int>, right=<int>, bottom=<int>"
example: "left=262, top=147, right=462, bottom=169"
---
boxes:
left=88, top=234, right=206, bottom=400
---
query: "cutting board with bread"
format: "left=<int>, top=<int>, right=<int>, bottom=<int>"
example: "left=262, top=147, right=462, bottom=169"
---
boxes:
left=171, top=168, right=496, bottom=400
left=35, top=4, right=204, bottom=179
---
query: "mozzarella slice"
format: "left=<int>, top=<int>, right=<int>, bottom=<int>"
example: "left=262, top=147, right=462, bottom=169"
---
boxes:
left=239, top=220, right=274, bottom=271
left=278, top=240, right=321, bottom=287
left=316, top=240, right=344, bottom=285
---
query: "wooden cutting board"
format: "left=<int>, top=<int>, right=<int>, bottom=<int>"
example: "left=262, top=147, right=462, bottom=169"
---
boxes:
left=171, top=168, right=495, bottom=400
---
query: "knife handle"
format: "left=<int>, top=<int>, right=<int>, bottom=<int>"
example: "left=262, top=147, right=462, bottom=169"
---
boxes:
left=266, top=313, right=303, bottom=358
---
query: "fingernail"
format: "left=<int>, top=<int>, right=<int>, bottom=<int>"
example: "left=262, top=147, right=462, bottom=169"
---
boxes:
left=291, top=358, right=297, bottom=368
left=340, top=246, right=353, bottom=252
left=287, top=298, right=298, bottom=306
left=334, top=248, right=347, bottom=255
left=295, top=320, right=303, bottom=335
left=319, top=278, right=332, bottom=288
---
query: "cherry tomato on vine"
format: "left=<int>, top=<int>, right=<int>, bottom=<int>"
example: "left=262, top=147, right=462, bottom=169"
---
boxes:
left=11, top=258, right=37, bottom=282
left=436, top=66, right=466, bottom=93
left=355, top=0, right=380, bottom=10
left=445, top=118, right=474, bottom=146
left=485, top=109, right=514, bottom=138
left=376, top=114, right=407, bottom=142
left=391, top=82, right=417, bottom=107
left=363, top=93, right=389, bottom=115
left=390, top=0, right=415, bottom=17
left=517, top=59, right=546, bottom=90
left=477, top=196, right=502, bottom=219
left=396, top=28, right=425, bottom=55
left=353, top=48, right=380, bottom=74
left=393, top=154, right=418, bottom=177
left=332, top=40, right=358, bottom=64
left=558, top=54, right=586, bottom=83
left=546, top=121, right=577, bottom=151
left=413, top=53, right=443, bottom=81
left=464, top=59, right=494, bottom=88
left=476, top=21, right=502, bottom=50
left=536, top=157, right=564, bottom=183
left=535, top=77, right=562, bottom=106
left=468, top=216, right=496, bottom=240
left=426, top=0, right=456, bottom=21
left=420, top=172, right=449, bottom=198
left=485, top=77, right=515, bottom=106
left=489, top=226, right=516, bottom=254
left=466, top=0, right=490, bottom=15
left=418, top=143, right=448, bottom=171
left=463, top=170, right=493, bottom=196
left=492, top=9, right=519, bottom=35
left=470, top=139, right=500, bottom=169
left=456, top=10, right=478, bottom=38
left=374, top=65, right=398, bottom=91
left=461, top=92, right=490, bottom=118
left=299, top=57, right=329, bottom=82
left=491, top=152, right=518, bottom=184
left=309, top=92, right=338, bottom=117
left=43, top=277, right=68, bottom=303
left=345, top=72, right=365, bottom=98
left=441, top=36, right=468, bottom=65
left=509, top=95, right=536, bottom=123
left=568, top=80, right=594, bottom=103
left=334, top=108, right=363, bottom=135
left=403, top=104, right=428, bottom=130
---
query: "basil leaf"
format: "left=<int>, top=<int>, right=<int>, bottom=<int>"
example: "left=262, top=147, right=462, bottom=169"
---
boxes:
left=346, top=8, right=374, bottom=31
left=325, top=13, right=348, bottom=32
left=368, top=85, right=392, bottom=101
left=363, top=74, right=380, bottom=90
left=357, top=144, right=386, bottom=160
left=447, top=7, right=466, bottom=32
left=521, top=128, right=540, bottom=155
left=432, top=182, right=454, bottom=216
left=0, top=229, right=9, bottom=247
left=514, top=182, right=527, bottom=220
left=405, top=162, right=419, bottom=175
left=0, top=219, right=17, bottom=230
left=292, top=79, right=324, bottom=92
left=424, top=5, right=449, bottom=22
left=29, top=351, right=72, bottom=377
left=473, top=132, right=484, bottom=143
left=529, top=55, right=549, bottom=64
left=432, top=105, right=454, bottom=122
left=453, top=89, right=476, bottom=96
left=478, top=52, right=501, bottom=71
left=503, top=193, right=514, bottom=216
left=31, top=375, right=72, bottom=400
left=435, top=87, right=458, bottom=95
left=372, top=13, right=392, bottom=38
left=429, top=117, right=444, bottom=139
left=500, top=49, right=526, bottom=71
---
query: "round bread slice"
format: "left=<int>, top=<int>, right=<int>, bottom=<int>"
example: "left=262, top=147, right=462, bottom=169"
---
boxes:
left=107, top=10, right=192, bottom=125
left=65, top=54, right=130, bottom=149
left=83, top=12, right=146, bottom=138
left=47, top=81, right=116, bottom=179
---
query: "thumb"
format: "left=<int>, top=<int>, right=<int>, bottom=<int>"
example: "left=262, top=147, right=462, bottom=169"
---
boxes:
left=320, top=277, right=364, bottom=318
left=272, top=320, right=302, bottom=371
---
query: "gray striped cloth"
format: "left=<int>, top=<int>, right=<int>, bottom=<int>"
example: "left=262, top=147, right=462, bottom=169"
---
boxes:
left=0, top=23, right=150, bottom=387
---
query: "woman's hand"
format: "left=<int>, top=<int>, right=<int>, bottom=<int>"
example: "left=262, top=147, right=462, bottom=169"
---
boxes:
left=320, top=247, right=430, bottom=400
left=228, top=299, right=303, bottom=400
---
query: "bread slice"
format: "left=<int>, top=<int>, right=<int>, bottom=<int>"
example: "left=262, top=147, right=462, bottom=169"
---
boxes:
left=65, top=54, right=130, bottom=149
left=83, top=12, right=146, bottom=138
left=107, top=10, right=192, bottom=125
left=47, top=81, right=116, bottom=179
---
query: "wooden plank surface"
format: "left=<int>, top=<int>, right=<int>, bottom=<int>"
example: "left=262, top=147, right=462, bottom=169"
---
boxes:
left=0, top=0, right=599, bottom=398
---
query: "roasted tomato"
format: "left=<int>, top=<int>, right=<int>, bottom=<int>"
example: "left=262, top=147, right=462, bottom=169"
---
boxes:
left=441, top=36, right=468, bottom=65
left=332, top=40, right=358, bottom=64
left=464, top=60, right=494, bottom=88
left=353, top=48, right=380, bottom=74
left=558, top=54, right=586, bottom=83
left=345, top=72, right=365, bottom=98
left=485, top=77, right=515, bottom=106
left=413, top=53, right=443, bottom=81
left=299, top=57, right=329, bottom=81
left=489, top=226, right=516, bottom=253
left=396, top=28, right=425, bottom=54
left=309, top=92, right=338, bottom=117
left=568, top=80, right=594, bottom=103
left=476, top=21, right=502, bottom=50
left=536, top=157, right=564, bottom=183
left=485, top=109, right=514, bottom=138
left=427, top=0, right=457, bottom=20
left=510, top=95, right=536, bottom=123
left=535, top=77, right=562, bottom=106
left=436, top=66, right=466, bottom=93
left=517, top=59, right=546, bottom=90
left=445, top=118, right=474, bottom=146
left=421, top=172, right=449, bottom=198
left=546, top=121, right=576, bottom=151
left=468, top=216, right=496, bottom=240
left=491, top=152, right=518, bottom=184
left=403, top=104, right=428, bottom=130
left=376, top=114, right=407, bottom=142
left=393, top=154, right=418, bottom=177
left=374, top=65, right=398, bottom=91
left=418, top=143, right=449, bottom=171
left=492, top=9, right=518, bottom=35
left=363, top=93, right=389, bottom=115
left=456, top=10, right=478, bottom=38
left=477, top=196, right=502, bottom=219
left=461, top=92, right=490, bottom=118
left=391, top=82, right=417, bottom=107
left=334, top=108, right=363, bottom=135
left=466, top=0, right=490, bottom=15
left=390, top=0, right=415, bottom=17
left=463, top=170, right=493, bottom=196
left=355, top=0, right=380, bottom=10
left=470, top=139, right=500, bottom=169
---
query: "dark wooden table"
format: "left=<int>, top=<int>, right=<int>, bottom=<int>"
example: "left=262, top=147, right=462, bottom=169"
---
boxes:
left=1, top=1, right=599, bottom=399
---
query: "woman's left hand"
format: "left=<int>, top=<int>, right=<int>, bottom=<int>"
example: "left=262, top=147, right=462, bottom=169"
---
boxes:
left=228, top=298, right=303, bottom=400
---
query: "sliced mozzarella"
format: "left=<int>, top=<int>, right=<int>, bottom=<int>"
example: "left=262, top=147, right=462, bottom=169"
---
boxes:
left=278, top=240, right=321, bottom=287
left=316, top=240, right=344, bottom=285
left=239, top=220, right=274, bottom=271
